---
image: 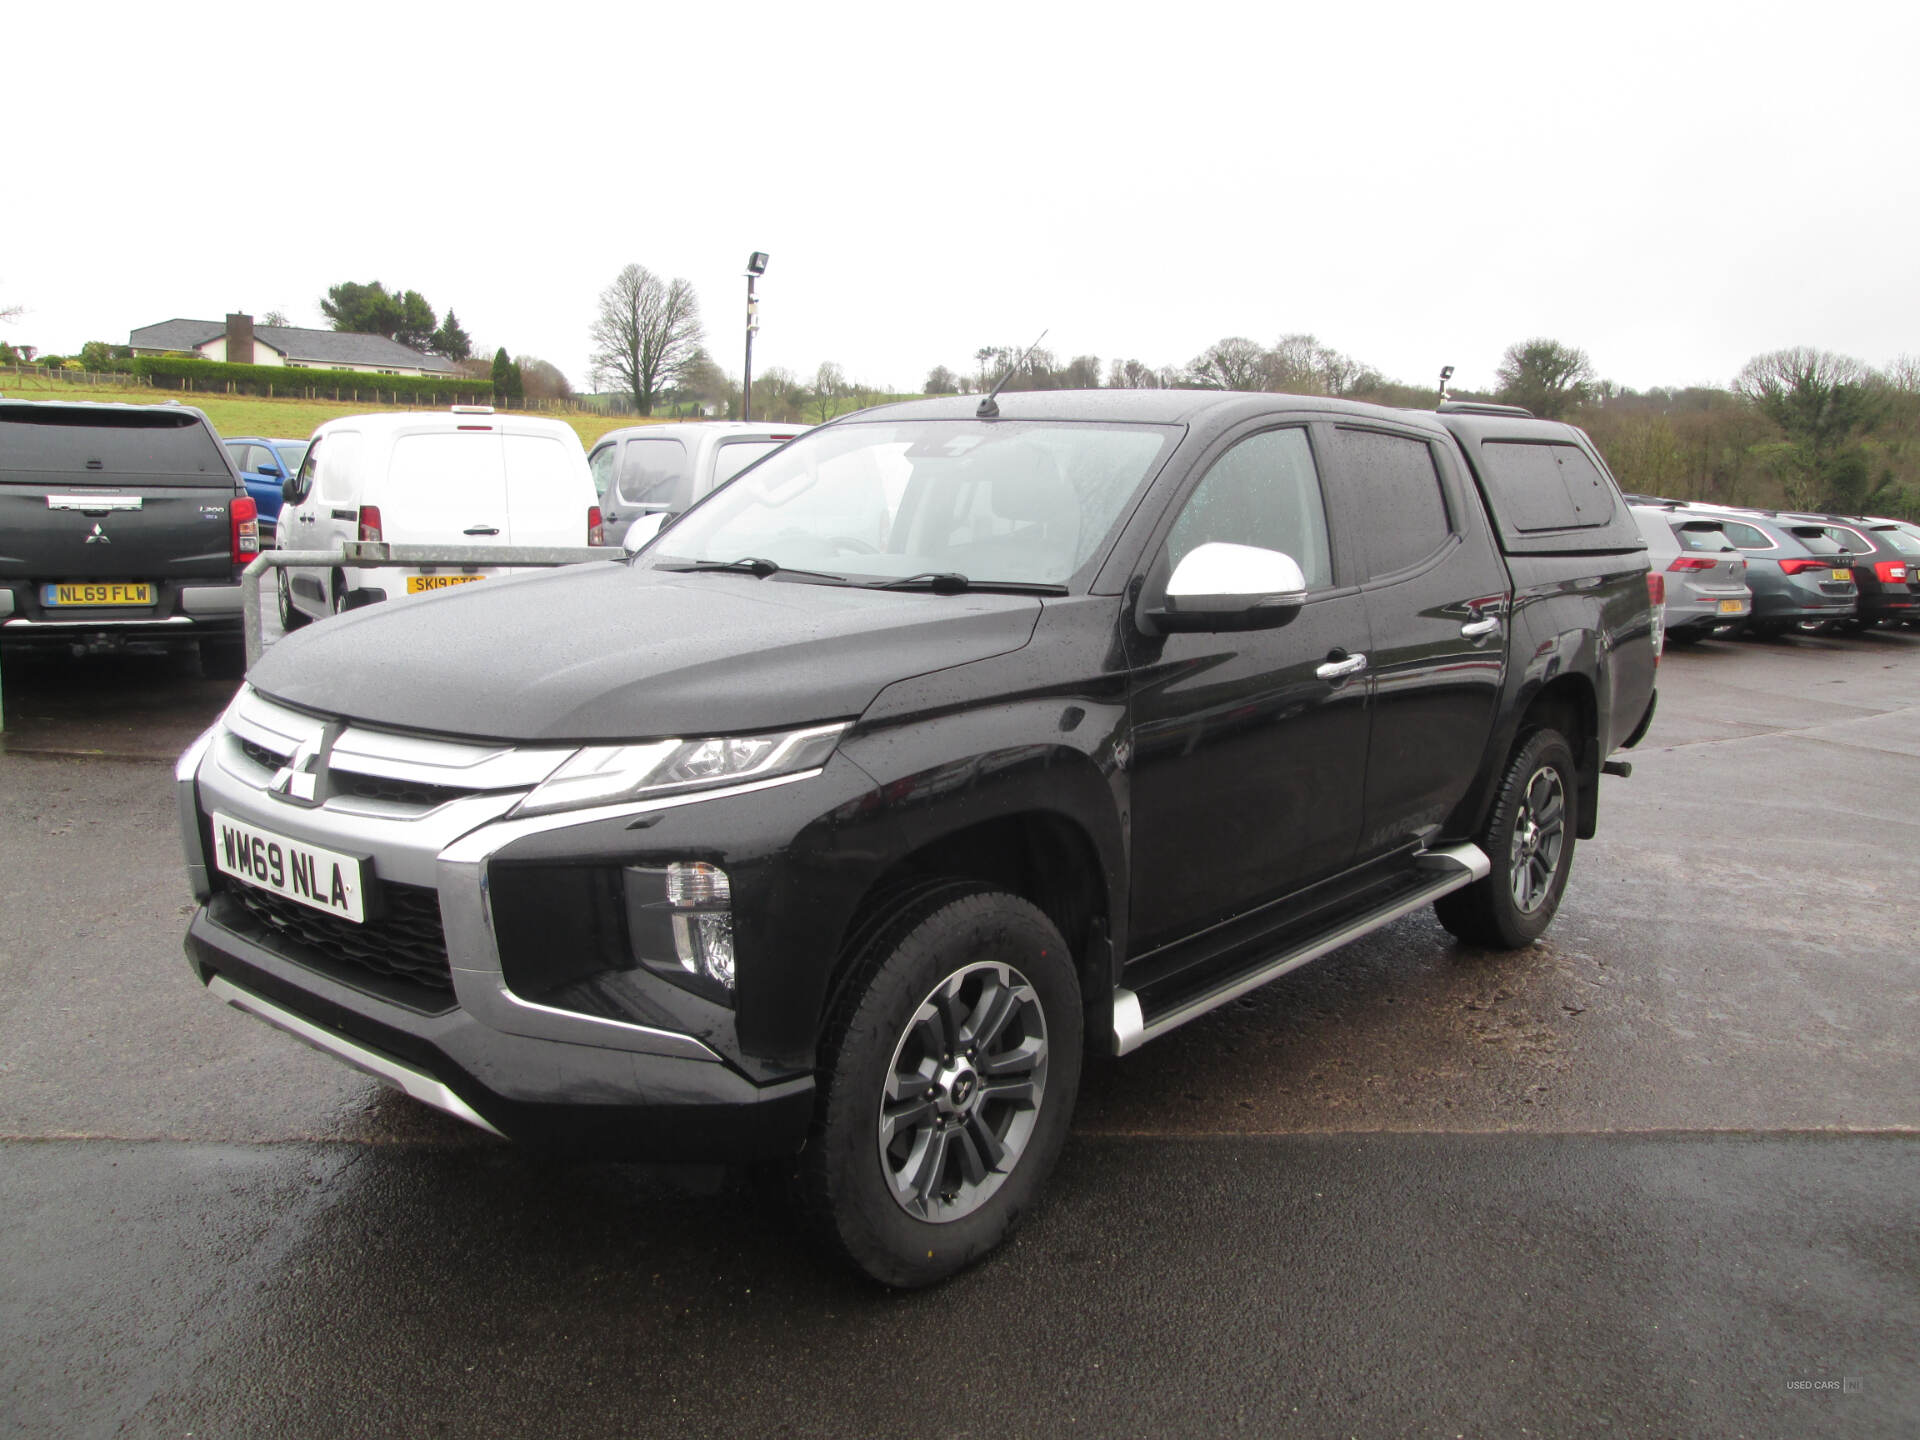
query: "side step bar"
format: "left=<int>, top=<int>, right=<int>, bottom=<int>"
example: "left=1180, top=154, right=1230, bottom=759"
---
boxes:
left=207, top=975, right=505, bottom=1137
left=1111, top=842, right=1490, bottom=1057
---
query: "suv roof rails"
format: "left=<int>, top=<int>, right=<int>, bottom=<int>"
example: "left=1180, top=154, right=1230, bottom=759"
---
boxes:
left=1436, top=400, right=1535, bottom=418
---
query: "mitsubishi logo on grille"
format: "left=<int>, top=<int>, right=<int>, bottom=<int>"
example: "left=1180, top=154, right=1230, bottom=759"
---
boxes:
left=84, top=523, right=110, bottom=544
left=268, top=723, right=343, bottom=807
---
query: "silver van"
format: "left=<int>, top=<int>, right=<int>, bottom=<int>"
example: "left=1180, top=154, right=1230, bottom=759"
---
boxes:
left=588, top=422, right=809, bottom=548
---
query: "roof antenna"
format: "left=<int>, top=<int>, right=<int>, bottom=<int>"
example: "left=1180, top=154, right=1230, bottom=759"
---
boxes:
left=976, top=329, right=1049, bottom=418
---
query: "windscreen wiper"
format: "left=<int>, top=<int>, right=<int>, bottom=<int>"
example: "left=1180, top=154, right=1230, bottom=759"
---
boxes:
left=663, top=558, right=848, bottom=583
left=868, top=572, right=1068, bottom=595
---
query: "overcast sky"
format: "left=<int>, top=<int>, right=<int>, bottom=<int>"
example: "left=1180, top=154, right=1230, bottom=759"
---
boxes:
left=9, top=1, right=1917, bottom=396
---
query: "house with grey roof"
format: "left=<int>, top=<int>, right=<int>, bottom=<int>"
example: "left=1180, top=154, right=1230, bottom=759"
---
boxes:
left=129, top=313, right=460, bottom=377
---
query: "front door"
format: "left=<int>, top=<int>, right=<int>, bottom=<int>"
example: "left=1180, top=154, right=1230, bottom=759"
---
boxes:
left=1125, top=424, right=1372, bottom=958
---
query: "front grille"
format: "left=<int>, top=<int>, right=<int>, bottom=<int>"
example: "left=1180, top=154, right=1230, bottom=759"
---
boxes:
left=223, top=878, right=453, bottom=992
left=332, top=771, right=474, bottom=809
left=239, top=738, right=288, bottom=771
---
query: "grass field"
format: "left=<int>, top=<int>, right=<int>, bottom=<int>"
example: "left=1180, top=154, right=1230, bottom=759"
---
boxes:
left=0, top=373, right=663, bottom=447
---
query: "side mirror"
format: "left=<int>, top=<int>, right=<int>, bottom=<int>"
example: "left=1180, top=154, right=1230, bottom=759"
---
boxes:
left=257, top=464, right=283, bottom=480
left=281, top=477, right=300, bottom=504
left=622, top=513, right=668, bottom=553
left=1142, top=542, right=1309, bottom=633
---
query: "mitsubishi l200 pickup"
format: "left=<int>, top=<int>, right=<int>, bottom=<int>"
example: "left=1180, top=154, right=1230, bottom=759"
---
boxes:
left=177, top=390, right=1657, bottom=1285
left=3, top=399, right=258, bottom=676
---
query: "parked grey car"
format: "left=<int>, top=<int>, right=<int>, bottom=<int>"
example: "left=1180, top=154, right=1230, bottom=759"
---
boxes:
left=1703, top=509, right=1860, bottom=636
left=1628, top=504, right=1750, bottom=645
left=587, top=422, right=810, bottom=547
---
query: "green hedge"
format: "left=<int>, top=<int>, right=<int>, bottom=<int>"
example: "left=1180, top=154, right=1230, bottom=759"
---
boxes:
left=132, top=355, right=492, bottom=403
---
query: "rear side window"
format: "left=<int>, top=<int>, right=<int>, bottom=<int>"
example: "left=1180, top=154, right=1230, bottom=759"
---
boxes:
left=1788, top=527, right=1846, bottom=557
left=617, top=438, right=691, bottom=509
left=1330, top=427, right=1451, bottom=576
left=1720, top=520, right=1775, bottom=550
left=1873, top=527, right=1920, bottom=557
left=1478, top=441, right=1615, bottom=532
left=0, top=407, right=233, bottom=485
left=713, top=439, right=781, bottom=486
left=1673, top=522, right=1737, bottom=552
left=1822, top=525, right=1873, bottom=554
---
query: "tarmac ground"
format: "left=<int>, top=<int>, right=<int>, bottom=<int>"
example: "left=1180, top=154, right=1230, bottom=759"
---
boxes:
left=1, top=623, right=1916, bottom=1437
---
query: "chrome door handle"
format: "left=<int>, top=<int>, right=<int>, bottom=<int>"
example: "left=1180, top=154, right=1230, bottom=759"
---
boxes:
left=1315, top=652, right=1368, bottom=681
left=1461, top=617, right=1501, bottom=639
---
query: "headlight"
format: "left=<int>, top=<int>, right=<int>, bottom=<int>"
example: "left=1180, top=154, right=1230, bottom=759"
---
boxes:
left=512, top=723, right=848, bottom=818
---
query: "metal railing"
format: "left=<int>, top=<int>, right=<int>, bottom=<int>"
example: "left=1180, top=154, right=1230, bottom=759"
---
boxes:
left=241, top=542, right=627, bottom=666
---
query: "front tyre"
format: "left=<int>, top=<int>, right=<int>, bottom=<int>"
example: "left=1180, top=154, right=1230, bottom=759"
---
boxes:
left=1435, top=728, right=1578, bottom=949
left=799, top=886, right=1082, bottom=1287
left=276, top=569, right=311, bottom=632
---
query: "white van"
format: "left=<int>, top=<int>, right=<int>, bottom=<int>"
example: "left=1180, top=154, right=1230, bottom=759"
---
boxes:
left=275, top=408, right=602, bottom=628
left=588, top=421, right=809, bottom=549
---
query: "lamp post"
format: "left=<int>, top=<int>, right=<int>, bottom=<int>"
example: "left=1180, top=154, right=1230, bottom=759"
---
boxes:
left=742, top=251, right=768, bottom=421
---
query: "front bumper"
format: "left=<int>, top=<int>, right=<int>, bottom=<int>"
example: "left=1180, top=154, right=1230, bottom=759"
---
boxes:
left=184, top=905, right=813, bottom=1158
left=175, top=698, right=822, bottom=1159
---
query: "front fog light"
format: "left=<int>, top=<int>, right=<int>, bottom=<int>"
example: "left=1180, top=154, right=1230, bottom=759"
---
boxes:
left=625, top=863, right=736, bottom=1003
left=672, top=912, right=735, bottom=990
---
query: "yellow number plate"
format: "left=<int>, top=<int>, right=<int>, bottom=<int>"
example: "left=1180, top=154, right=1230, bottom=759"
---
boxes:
left=406, top=574, right=487, bottom=594
left=1717, top=599, right=1745, bottom=614
left=43, top=582, right=156, bottom=606
left=1830, top=568, right=1852, bottom=582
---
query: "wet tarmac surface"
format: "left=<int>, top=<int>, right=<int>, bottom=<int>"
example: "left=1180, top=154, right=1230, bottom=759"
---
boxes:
left=1, top=624, right=1917, bottom=1435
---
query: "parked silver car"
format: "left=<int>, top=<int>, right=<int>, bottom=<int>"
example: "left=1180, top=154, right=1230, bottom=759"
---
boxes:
left=587, top=421, right=810, bottom=548
left=1628, top=503, right=1751, bottom=645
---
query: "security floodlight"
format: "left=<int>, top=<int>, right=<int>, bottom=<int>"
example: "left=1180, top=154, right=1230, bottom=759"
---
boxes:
left=747, top=252, right=769, bottom=276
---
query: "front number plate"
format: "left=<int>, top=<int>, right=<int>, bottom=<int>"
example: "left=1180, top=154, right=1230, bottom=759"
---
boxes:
left=42, top=582, right=156, bottom=606
left=406, top=574, right=486, bottom=594
left=210, top=812, right=367, bottom=922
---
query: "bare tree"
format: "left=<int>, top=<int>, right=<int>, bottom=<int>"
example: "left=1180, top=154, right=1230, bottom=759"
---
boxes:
left=515, top=355, right=573, bottom=401
left=589, top=263, right=703, bottom=417
left=1188, top=337, right=1267, bottom=391
left=811, top=361, right=846, bottom=423
left=1107, top=358, right=1165, bottom=389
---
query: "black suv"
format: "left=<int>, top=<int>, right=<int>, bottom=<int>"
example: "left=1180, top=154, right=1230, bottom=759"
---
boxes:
left=178, top=390, right=1656, bottom=1284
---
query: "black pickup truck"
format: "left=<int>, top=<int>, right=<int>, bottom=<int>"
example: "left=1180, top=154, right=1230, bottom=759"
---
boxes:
left=2, top=399, right=257, bottom=676
left=176, top=389, right=1657, bottom=1285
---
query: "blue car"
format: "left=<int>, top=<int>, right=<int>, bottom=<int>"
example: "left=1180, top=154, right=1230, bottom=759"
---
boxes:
left=221, top=436, right=311, bottom=541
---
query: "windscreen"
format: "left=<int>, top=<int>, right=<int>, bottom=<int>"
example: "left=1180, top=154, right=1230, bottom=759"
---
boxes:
left=1672, top=521, right=1737, bottom=552
left=646, top=420, right=1179, bottom=586
left=0, top=406, right=233, bottom=484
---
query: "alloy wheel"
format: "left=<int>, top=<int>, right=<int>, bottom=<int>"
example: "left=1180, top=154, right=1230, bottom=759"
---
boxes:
left=1509, top=765, right=1567, bottom=914
left=876, top=960, right=1048, bottom=1223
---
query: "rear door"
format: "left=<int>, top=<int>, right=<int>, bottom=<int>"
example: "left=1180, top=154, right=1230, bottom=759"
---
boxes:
left=0, top=406, right=236, bottom=603
left=378, top=429, right=508, bottom=547
left=604, top=436, right=692, bottom=544
left=1321, top=423, right=1510, bottom=861
left=500, top=426, right=591, bottom=546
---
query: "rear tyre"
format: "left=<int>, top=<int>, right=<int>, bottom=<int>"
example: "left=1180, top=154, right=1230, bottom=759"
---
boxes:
left=797, top=885, right=1082, bottom=1288
left=1435, top=727, right=1577, bottom=950
left=277, top=569, right=311, bottom=632
left=198, top=635, right=247, bottom=681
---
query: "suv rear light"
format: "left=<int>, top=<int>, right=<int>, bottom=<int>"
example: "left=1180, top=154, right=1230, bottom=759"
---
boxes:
left=1874, top=560, right=1908, bottom=583
left=1779, top=558, right=1833, bottom=576
left=1646, top=573, right=1665, bottom=606
left=1667, top=556, right=1717, bottom=571
left=588, top=505, right=605, bottom=547
left=230, top=496, right=259, bottom=563
left=357, top=505, right=383, bottom=543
